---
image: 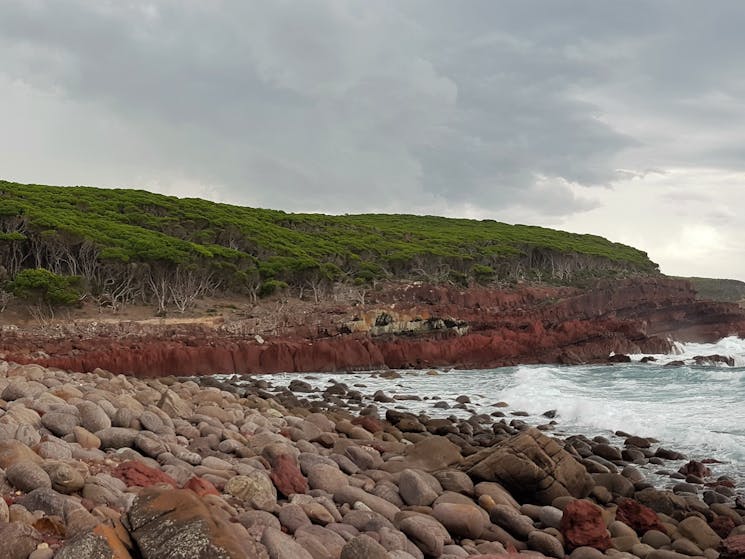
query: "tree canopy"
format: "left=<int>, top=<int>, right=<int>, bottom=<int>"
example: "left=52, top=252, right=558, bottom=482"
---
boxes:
left=0, top=180, right=659, bottom=311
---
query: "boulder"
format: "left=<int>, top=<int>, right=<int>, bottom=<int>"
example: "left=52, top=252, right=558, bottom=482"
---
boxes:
left=269, top=453, right=308, bottom=497
left=677, top=516, right=721, bottom=550
left=43, top=460, right=86, bottom=494
left=489, top=504, right=535, bottom=539
left=55, top=521, right=135, bottom=559
left=464, top=429, right=593, bottom=504
left=125, top=487, right=253, bottom=558
left=6, top=460, right=52, bottom=492
left=261, top=526, right=313, bottom=559
left=396, top=512, right=451, bottom=557
left=225, top=471, right=278, bottom=510
left=529, top=530, right=566, bottom=558
left=112, top=460, right=178, bottom=488
left=0, top=440, right=42, bottom=468
left=398, top=469, right=441, bottom=506
left=720, top=534, right=745, bottom=559
left=77, top=401, right=112, bottom=432
left=433, top=502, right=487, bottom=539
left=0, top=522, right=44, bottom=559
left=560, top=499, right=611, bottom=551
left=403, top=436, right=463, bottom=472
left=340, top=534, right=389, bottom=559
left=307, top=463, right=349, bottom=493
left=615, top=498, right=666, bottom=535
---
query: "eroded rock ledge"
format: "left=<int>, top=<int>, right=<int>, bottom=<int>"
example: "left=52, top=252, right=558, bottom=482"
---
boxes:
left=3, top=278, right=745, bottom=376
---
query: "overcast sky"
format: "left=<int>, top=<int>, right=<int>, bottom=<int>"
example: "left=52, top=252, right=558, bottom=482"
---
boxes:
left=2, top=1, right=745, bottom=279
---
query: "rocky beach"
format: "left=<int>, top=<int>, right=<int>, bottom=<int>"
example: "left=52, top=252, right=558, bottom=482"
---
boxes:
left=0, top=360, right=743, bottom=559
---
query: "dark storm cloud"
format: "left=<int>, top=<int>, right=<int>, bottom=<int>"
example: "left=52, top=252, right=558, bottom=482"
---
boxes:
left=1, top=0, right=744, bottom=218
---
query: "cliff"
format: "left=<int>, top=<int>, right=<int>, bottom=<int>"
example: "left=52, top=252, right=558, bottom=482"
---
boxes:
left=3, top=277, right=744, bottom=376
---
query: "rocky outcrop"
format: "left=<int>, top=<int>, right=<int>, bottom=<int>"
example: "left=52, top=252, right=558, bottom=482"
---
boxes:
left=461, top=428, right=594, bottom=505
left=3, top=277, right=745, bottom=376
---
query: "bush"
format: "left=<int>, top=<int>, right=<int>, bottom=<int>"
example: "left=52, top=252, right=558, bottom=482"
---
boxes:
left=258, top=279, right=288, bottom=298
left=472, top=264, right=495, bottom=284
left=8, top=268, right=81, bottom=306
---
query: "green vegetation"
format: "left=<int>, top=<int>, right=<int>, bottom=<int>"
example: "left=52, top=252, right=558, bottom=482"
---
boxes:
left=678, top=277, right=745, bottom=303
left=0, top=180, right=659, bottom=312
left=7, top=268, right=81, bottom=307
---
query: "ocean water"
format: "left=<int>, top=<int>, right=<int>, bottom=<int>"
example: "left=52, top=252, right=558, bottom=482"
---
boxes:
left=249, top=336, right=745, bottom=490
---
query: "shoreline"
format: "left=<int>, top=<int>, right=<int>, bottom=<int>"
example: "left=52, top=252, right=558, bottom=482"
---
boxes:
left=0, top=359, right=743, bottom=558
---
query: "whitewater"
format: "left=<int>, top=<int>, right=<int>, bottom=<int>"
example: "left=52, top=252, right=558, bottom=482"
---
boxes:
left=251, top=336, right=745, bottom=488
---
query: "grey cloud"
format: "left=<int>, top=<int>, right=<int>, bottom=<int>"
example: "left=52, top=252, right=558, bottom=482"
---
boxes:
left=0, top=0, right=744, bottom=223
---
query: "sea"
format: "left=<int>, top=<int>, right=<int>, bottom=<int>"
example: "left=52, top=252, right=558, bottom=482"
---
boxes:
left=249, top=336, right=745, bottom=491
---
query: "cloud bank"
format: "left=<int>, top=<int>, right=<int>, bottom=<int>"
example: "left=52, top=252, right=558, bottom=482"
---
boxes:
left=2, top=1, right=745, bottom=278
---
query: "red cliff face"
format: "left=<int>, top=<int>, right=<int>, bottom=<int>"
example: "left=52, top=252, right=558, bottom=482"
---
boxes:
left=3, top=277, right=745, bottom=377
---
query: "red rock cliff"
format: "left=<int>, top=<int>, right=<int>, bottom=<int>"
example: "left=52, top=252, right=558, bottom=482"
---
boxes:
left=3, top=277, right=744, bottom=376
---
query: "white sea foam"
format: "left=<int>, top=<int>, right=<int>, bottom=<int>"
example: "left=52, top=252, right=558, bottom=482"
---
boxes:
left=631, top=335, right=745, bottom=366
left=243, top=336, right=745, bottom=488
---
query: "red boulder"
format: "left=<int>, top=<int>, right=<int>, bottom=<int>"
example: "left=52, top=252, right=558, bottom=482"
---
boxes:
left=269, top=454, right=308, bottom=497
left=560, top=499, right=611, bottom=551
left=112, top=460, right=177, bottom=488
left=616, top=498, right=667, bottom=535
left=721, top=534, right=745, bottom=559
left=183, top=476, right=220, bottom=497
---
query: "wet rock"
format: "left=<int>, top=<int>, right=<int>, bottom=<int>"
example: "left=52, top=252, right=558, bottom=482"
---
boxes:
left=678, top=460, right=712, bottom=479
left=635, top=488, right=688, bottom=516
left=289, top=380, right=314, bottom=393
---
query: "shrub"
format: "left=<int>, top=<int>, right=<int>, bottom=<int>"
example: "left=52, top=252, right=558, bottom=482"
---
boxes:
left=8, top=268, right=81, bottom=306
left=258, top=279, right=288, bottom=298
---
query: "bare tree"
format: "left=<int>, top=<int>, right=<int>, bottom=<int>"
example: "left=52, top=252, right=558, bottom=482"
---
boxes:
left=0, top=290, right=12, bottom=312
left=146, top=266, right=171, bottom=314
left=168, top=266, right=218, bottom=313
